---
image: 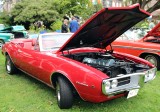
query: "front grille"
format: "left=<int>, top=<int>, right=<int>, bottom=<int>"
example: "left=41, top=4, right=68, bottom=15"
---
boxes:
left=117, top=77, right=130, bottom=86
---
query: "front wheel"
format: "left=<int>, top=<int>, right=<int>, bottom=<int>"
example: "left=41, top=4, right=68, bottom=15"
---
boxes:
left=5, top=55, right=17, bottom=74
left=56, top=76, right=73, bottom=109
left=144, top=55, right=160, bottom=69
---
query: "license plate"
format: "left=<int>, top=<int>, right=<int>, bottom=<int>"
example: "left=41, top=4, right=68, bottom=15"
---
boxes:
left=127, top=89, right=139, bottom=99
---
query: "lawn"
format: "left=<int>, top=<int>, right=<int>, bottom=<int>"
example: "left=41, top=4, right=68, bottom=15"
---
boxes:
left=0, top=51, right=160, bottom=112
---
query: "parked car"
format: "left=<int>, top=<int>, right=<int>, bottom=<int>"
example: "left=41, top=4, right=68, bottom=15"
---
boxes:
left=0, top=25, right=28, bottom=49
left=2, top=4, right=156, bottom=109
left=112, top=22, right=160, bottom=69
left=0, top=33, right=14, bottom=49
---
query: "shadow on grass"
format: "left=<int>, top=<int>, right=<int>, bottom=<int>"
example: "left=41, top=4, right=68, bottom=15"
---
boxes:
left=15, top=71, right=55, bottom=94
left=12, top=70, right=127, bottom=110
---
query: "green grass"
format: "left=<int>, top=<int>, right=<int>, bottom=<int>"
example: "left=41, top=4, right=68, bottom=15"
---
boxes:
left=0, top=51, right=160, bottom=112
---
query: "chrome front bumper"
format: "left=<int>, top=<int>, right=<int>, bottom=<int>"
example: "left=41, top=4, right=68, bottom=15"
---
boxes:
left=102, top=67, right=156, bottom=95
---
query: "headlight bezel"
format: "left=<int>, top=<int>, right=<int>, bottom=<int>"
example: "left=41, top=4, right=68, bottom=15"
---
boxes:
left=103, top=80, right=111, bottom=90
left=102, top=67, right=157, bottom=95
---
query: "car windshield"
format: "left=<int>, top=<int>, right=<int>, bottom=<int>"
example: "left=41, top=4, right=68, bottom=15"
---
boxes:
left=117, top=29, right=147, bottom=41
left=40, top=33, right=73, bottom=51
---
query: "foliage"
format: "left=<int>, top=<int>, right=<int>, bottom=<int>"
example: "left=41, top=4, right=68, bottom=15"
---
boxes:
left=0, top=12, right=11, bottom=26
left=50, top=20, right=62, bottom=31
left=135, top=20, right=149, bottom=28
left=0, top=51, right=160, bottom=111
left=11, top=0, right=59, bottom=29
left=9, top=0, right=97, bottom=30
left=28, top=23, right=37, bottom=33
left=81, top=3, right=103, bottom=20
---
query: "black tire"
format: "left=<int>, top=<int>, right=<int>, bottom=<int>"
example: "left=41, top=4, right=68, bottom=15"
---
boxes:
left=56, top=76, right=73, bottom=109
left=144, top=54, right=160, bottom=69
left=5, top=55, right=17, bottom=74
left=0, top=39, right=4, bottom=49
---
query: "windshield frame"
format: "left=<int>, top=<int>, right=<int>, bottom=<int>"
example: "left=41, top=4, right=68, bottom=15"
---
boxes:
left=38, top=33, right=73, bottom=52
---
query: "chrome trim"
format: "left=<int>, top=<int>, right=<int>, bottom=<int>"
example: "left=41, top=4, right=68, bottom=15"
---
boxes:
left=18, top=68, right=53, bottom=88
left=102, top=67, right=156, bottom=95
left=76, top=81, right=89, bottom=87
left=113, top=45, right=160, bottom=52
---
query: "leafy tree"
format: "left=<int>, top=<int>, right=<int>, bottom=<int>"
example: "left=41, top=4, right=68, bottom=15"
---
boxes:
left=0, top=12, right=11, bottom=26
left=11, top=0, right=59, bottom=29
left=52, top=0, right=101, bottom=19
left=4, top=0, right=102, bottom=30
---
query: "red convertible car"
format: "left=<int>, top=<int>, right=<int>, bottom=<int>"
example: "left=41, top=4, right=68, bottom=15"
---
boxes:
left=2, top=4, right=156, bottom=109
left=112, top=22, right=160, bottom=69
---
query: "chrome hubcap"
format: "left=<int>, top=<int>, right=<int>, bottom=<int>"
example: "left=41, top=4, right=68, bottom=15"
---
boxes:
left=145, top=55, right=157, bottom=67
left=7, top=60, right=11, bottom=72
left=56, top=83, right=60, bottom=102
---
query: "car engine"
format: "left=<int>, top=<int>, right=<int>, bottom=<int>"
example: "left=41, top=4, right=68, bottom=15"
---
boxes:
left=64, top=52, right=149, bottom=78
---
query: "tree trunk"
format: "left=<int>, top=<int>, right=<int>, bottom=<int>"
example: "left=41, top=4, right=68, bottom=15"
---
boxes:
left=127, top=0, right=160, bottom=13
left=147, top=1, right=160, bottom=13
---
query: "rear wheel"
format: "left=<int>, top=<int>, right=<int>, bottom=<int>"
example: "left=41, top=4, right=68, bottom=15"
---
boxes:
left=144, top=54, right=160, bottom=69
left=5, top=55, right=17, bottom=74
left=56, top=76, right=73, bottom=109
left=0, top=40, right=4, bottom=49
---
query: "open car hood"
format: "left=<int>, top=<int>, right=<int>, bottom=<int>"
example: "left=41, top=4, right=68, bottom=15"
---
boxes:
left=58, top=4, right=150, bottom=52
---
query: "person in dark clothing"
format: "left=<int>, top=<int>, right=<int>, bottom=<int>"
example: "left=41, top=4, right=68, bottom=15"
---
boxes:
left=61, top=19, right=69, bottom=33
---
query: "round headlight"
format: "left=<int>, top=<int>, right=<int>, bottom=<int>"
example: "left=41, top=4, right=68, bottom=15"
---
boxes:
left=111, top=79, right=118, bottom=88
left=104, top=81, right=110, bottom=90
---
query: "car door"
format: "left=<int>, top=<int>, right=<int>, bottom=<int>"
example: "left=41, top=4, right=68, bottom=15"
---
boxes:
left=16, top=47, right=56, bottom=84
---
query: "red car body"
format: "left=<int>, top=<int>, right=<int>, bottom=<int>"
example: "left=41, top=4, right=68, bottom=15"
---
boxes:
left=112, top=22, right=160, bottom=69
left=2, top=4, right=156, bottom=109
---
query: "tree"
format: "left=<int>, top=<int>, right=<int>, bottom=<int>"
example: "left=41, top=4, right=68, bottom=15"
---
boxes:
left=0, top=11, right=11, bottom=25
left=9, top=0, right=100, bottom=30
left=11, top=0, right=59, bottom=29
left=124, top=0, right=160, bottom=13
left=52, top=0, right=101, bottom=19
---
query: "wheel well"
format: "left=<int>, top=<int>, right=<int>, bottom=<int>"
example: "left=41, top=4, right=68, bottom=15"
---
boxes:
left=139, top=53, right=160, bottom=59
left=0, top=39, right=5, bottom=43
left=140, top=53, right=160, bottom=70
left=0, top=39, right=4, bottom=41
left=51, top=73, right=75, bottom=91
left=5, top=52, right=9, bottom=57
left=51, top=73, right=79, bottom=97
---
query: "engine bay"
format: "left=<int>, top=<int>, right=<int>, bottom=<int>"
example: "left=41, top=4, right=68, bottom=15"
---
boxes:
left=64, top=52, right=150, bottom=78
left=144, top=36, right=160, bottom=43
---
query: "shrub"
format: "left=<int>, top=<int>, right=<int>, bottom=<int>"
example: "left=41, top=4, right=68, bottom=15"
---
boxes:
left=50, top=20, right=62, bottom=32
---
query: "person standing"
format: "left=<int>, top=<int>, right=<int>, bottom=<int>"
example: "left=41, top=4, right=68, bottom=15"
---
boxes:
left=69, top=16, right=79, bottom=33
left=61, top=19, right=69, bottom=33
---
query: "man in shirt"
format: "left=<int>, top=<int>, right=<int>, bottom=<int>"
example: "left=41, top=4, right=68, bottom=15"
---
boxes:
left=69, top=16, right=79, bottom=33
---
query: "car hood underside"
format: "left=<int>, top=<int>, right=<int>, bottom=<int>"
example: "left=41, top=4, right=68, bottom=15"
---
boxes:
left=58, top=4, right=150, bottom=52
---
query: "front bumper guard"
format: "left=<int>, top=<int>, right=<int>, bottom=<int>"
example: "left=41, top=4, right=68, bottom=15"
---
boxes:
left=102, top=67, right=156, bottom=95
